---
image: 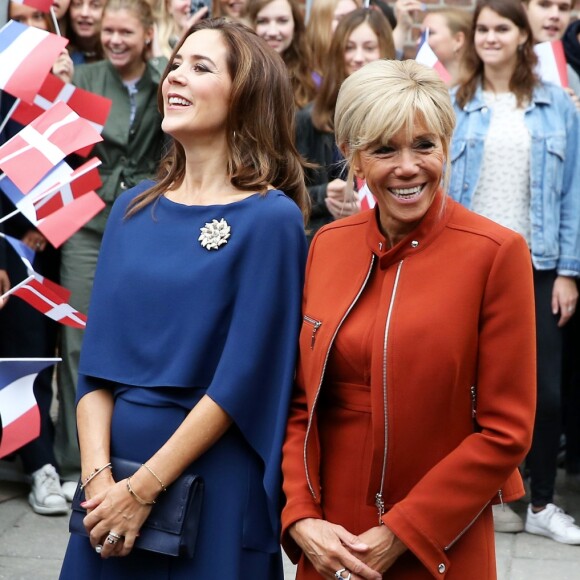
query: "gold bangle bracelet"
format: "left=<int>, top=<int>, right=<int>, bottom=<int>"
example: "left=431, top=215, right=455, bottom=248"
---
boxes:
left=80, top=463, right=112, bottom=490
left=141, top=463, right=167, bottom=492
left=126, top=476, right=156, bottom=506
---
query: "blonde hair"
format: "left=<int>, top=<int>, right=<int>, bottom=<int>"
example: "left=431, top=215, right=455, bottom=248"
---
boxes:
left=335, top=59, right=456, bottom=193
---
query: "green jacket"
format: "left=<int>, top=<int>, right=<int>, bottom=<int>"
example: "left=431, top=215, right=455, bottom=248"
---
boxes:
left=73, top=57, right=168, bottom=234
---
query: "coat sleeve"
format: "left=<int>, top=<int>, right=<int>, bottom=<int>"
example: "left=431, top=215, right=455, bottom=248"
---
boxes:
left=555, top=90, right=580, bottom=276
left=382, top=233, right=536, bottom=578
left=205, top=196, right=307, bottom=551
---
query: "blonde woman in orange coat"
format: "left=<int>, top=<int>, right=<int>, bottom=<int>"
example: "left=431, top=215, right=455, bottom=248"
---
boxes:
left=281, top=59, right=537, bottom=580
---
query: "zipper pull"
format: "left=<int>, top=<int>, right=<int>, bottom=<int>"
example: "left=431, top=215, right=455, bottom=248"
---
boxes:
left=470, top=385, right=477, bottom=420
left=375, top=492, right=385, bottom=525
left=311, top=321, right=321, bottom=349
left=498, top=489, right=504, bottom=510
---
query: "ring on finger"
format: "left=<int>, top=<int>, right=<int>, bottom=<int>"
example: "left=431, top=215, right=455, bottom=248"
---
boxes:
left=95, top=544, right=103, bottom=554
left=335, top=568, right=352, bottom=580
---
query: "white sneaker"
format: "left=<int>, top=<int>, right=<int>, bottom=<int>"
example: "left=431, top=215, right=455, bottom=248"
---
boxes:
left=28, top=464, right=68, bottom=516
left=61, top=481, right=78, bottom=503
left=525, top=503, right=580, bottom=544
left=492, top=503, right=524, bottom=533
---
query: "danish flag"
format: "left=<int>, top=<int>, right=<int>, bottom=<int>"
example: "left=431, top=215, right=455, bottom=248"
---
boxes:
left=10, top=0, right=54, bottom=12
left=11, top=73, right=112, bottom=154
left=0, top=21, right=68, bottom=104
left=0, top=101, right=103, bottom=194
left=1, top=276, right=87, bottom=328
left=0, top=358, right=60, bottom=459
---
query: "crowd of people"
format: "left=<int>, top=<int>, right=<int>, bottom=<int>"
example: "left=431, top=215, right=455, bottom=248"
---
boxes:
left=0, top=0, right=579, bottom=578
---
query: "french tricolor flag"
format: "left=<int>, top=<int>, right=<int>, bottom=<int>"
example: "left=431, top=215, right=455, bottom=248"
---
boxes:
left=0, top=21, right=68, bottom=104
left=0, top=358, right=60, bottom=459
left=534, top=40, right=569, bottom=88
left=415, top=29, right=452, bottom=85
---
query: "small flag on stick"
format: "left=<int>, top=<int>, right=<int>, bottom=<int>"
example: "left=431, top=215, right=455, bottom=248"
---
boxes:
left=0, top=21, right=68, bottom=104
left=0, top=358, right=60, bottom=458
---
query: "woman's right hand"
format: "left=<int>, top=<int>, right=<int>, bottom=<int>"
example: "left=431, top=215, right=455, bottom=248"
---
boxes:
left=289, top=518, right=382, bottom=580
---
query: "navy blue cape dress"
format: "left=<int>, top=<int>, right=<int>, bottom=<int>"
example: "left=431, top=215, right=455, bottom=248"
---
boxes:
left=60, top=181, right=307, bottom=579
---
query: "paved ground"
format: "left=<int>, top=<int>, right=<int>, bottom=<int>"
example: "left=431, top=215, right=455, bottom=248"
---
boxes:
left=1, top=460, right=579, bottom=579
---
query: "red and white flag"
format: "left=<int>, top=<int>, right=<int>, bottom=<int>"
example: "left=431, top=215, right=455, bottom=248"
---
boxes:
left=10, top=0, right=54, bottom=13
left=0, top=101, right=103, bottom=194
left=534, top=40, right=569, bottom=88
left=0, top=233, right=72, bottom=301
left=1, top=276, right=87, bottom=328
left=357, top=182, right=376, bottom=211
left=11, top=73, right=112, bottom=154
left=0, top=358, right=60, bottom=459
left=0, top=21, right=68, bottom=104
left=17, top=157, right=102, bottom=222
left=35, top=191, right=105, bottom=248
left=415, top=30, right=452, bottom=85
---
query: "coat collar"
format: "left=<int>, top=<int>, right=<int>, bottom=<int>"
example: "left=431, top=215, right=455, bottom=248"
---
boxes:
left=458, top=81, right=552, bottom=113
left=365, top=189, right=452, bottom=270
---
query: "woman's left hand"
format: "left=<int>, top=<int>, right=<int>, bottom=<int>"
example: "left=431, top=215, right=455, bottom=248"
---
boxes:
left=81, top=478, right=154, bottom=559
left=552, top=275, right=578, bottom=327
left=353, top=525, right=407, bottom=575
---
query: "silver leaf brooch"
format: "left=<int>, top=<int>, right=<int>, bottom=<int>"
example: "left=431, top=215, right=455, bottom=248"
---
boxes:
left=198, top=218, right=231, bottom=250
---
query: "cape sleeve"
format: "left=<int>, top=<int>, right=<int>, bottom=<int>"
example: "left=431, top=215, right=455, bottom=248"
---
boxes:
left=205, top=194, right=307, bottom=550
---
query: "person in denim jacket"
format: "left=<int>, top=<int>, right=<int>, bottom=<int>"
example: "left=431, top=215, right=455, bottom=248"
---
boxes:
left=449, top=0, right=580, bottom=545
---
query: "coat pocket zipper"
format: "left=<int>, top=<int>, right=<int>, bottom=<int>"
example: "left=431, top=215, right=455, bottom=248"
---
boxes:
left=303, top=315, right=322, bottom=349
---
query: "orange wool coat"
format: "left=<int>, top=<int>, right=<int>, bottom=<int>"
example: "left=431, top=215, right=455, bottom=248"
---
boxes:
left=281, top=193, right=537, bottom=579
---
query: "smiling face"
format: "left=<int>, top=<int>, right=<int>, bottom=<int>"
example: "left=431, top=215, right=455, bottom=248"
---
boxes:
left=69, top=0, right=104, bottom=39
left=101, top=9, right=152, bottom=79
left=344, top=22, right=380, bottom=76
left=255, top=0, right=295, bottom=54
left=474, top=7, right=527, bottom=73
left=161, top=29, right=232, bottom=146
left=354, top=117, right=444, bottom=246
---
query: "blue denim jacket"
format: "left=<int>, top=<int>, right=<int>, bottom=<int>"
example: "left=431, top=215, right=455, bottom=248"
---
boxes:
left=449, top=83, right=580, bottom=277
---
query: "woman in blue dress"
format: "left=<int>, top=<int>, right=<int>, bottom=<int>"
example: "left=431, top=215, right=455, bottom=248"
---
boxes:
left=59, top=17, right=309, bottom=579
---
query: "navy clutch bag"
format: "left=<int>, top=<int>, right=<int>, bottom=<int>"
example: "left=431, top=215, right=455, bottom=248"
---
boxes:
left=69, top=456, right=204, bottom=558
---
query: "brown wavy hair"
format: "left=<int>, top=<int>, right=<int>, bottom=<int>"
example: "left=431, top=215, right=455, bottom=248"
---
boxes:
left=126, top=18, right=310, bottom=220
left=312, top=8, right=395, bottom=133
left=247, top=0, right=317, bottom=108
left=455, top=0, right=539, bottom=109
